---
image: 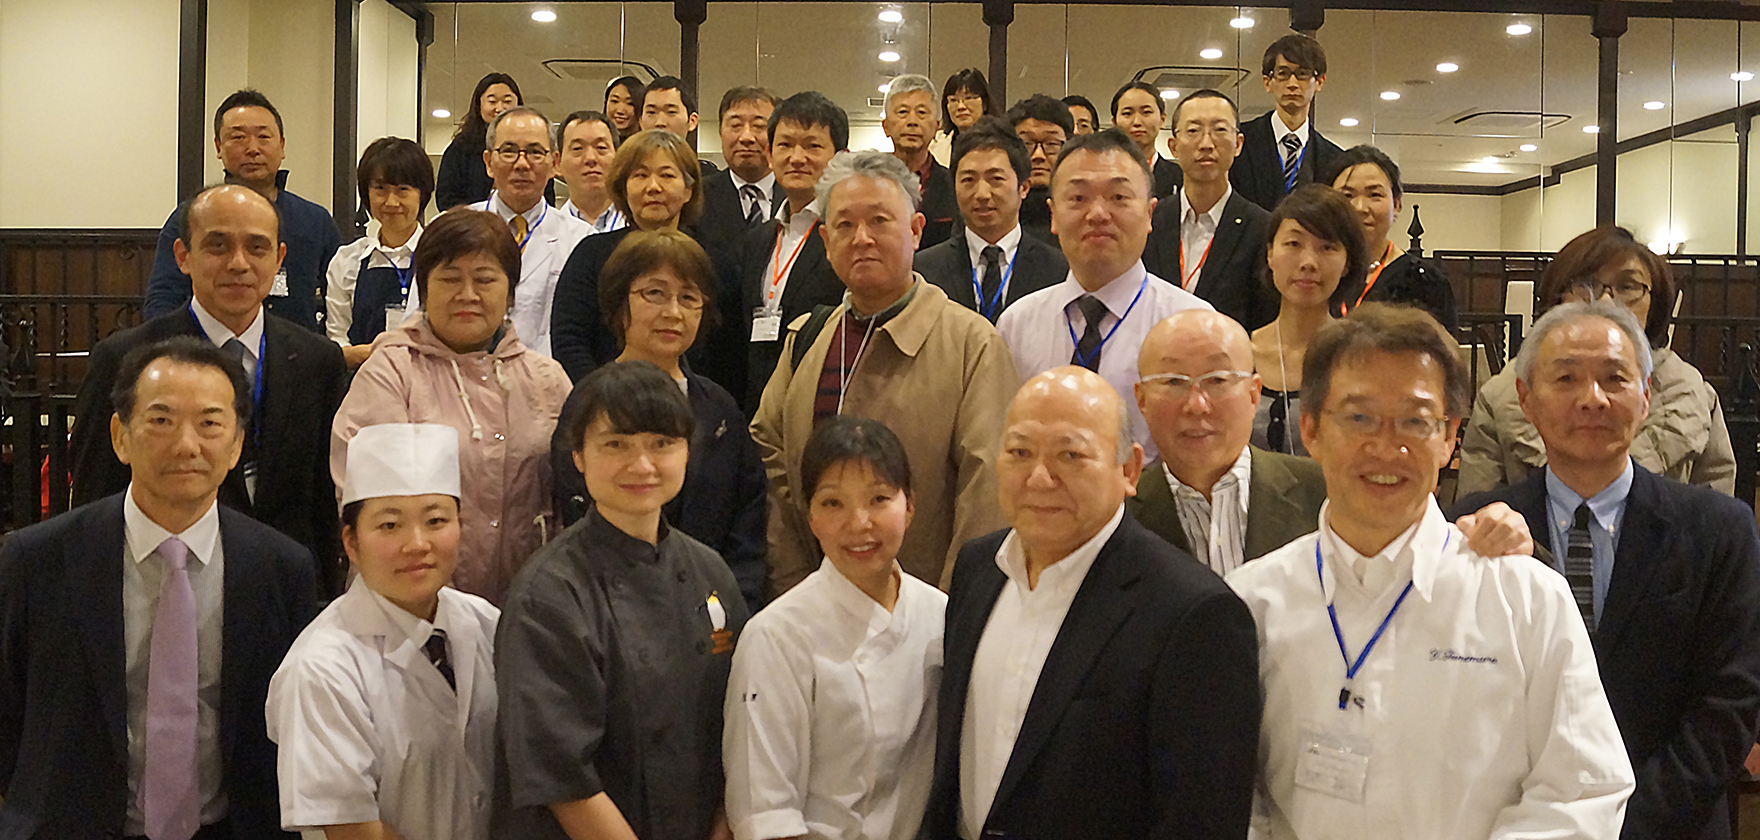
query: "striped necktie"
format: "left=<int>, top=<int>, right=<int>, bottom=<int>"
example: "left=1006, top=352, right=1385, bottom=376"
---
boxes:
left=1565, top=504, right=1597, bottom=632
left=740, top=184, right=765, bottom=226
left=1281, top=133, right=1303, bottom=193
left=424, top=629, right=456, bottom=692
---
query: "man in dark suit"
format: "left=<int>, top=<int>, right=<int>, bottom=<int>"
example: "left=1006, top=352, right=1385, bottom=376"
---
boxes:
left=731, top=91, right=850, bottom=413
left=1110, top=81, right=1182, bottom=199
left=923, top=367, right=1260, bottom=840
left=1003, top=95, right=1072, bottom=247
left=1230, top=33, right=1343, bottom=213
left=881, top=74, right=958, bottom=251
left=1451, top=299, right=1760, bottom=840
left=0, top=335, right=317, bottom=840
left=1143, top=89, right=1276, bottom=330
left=72, top=185, right=349, bottom=595
left=914, top=117, right=1067, bottom=323
left=694, top=86, right=783, bottom=260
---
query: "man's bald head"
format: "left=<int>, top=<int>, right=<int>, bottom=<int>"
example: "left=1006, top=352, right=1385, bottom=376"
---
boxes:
left=1009, top=366, right=1132, bottom=464
left=179, top=184, right=281, bottom=248
left=1135, top=311, right=1263, bottom=494
left=1139, top=310, right=1252, bottom=375
left=172, top=184, right=286, bottom=333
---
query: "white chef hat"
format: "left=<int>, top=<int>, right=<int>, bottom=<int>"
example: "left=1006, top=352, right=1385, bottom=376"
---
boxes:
left=340, top=423, right=462, bottom=506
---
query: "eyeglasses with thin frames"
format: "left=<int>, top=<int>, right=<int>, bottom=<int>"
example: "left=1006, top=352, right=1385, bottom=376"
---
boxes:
left=1137, top=370, right=1254, bottom=399
left=1322, top=409, right=1449, bottom=442
left=494, top=145, right=553, bottom=164
left=1565, top=277, right=1651, bottom=305
left=630, top=286, right=706, bottom=311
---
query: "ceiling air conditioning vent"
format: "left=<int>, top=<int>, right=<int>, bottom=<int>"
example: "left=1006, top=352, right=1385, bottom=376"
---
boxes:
left=1451, top=110, right=1573, bottom=136
left=541, top=58, right=660, bottom=82
left=1133, top=65, right=1252, bottom=94
left=867, top=97, right=887, bottom=109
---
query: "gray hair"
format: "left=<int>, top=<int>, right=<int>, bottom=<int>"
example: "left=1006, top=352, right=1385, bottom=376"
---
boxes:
left=1513, top=298, right=1654, bottom=386
left=883, top=74, right=937, bottom=111
left=487, top=105, right=555, bottom=150
left=815, top=150, right=921, bottom=212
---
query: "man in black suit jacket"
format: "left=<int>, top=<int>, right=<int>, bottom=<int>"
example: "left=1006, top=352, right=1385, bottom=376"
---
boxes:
left=915, top=117, right=1067, bottom=322
left=71, top=185, right=349, bottom=594
left=923, top=368, right=1260, bottom=840
left=694, top=87, right=785, bottom=260
left=0, top=336, right=317, bottom=840
left=1143, top=89, right=1275, bottom=329
left=1230, top=34, right=1343, bottom=213
left=1450, top=300, right=1760, bottom=840
left=881, top=74, right=958, bottom=251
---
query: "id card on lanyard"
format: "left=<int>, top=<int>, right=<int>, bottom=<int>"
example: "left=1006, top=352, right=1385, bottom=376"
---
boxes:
left=385, top=260, right=415, bottom=330
left=754, top=222, right=815, bottom=342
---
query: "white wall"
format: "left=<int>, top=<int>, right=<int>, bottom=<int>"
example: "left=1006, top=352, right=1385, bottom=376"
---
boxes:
left=358, top=0, right=420, bottom=162
left=1398, top=193, right=1503, bottom=252
left=0, top=0, right=180, bottom=228
left=1500, top=166, right=1597, bottom=252
left=202, top=0, right=335, bottom=207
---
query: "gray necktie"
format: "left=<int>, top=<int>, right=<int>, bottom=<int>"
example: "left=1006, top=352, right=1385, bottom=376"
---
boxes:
left=221, top=337, right=253, bottom=391
left=1565, top=504, right=1597, bottom=632
left=740, top=184, right=765, bottom=226
left=1072, top=296, right=1109, bottom=372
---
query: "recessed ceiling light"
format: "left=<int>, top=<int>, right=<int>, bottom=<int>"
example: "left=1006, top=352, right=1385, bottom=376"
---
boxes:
left=531, top=8, right=556, bottom=22
left=1436, top=62, right=1459, bottom=73
left=878, top=8, right=903, bottom=23
left=1159, top=88, right=1180, bottom=100
left=878, top=82, right=891, bottom=94
left=1507, top=22, right=1533, bottom=36
left=1583, top=124, right=1601, bottom=133
left=1380, top=90, right=1402, bottom=101
left=1339, top=117, right=1359, bottom=127
left=1481, top=156, right=1501, bottom=164
left=1643, top=100, right=1666, bottom=110
left=1520, top=143, right=1538, bottom=152
left=1200, top=48, right=1223, bottom=60
left=1230, top=16, right=1255, bottom=29
left=879, top=50, right=900, bottom=62
left=1734, top=71, right=1756, bottom=82
left=432, top=108, right=451, bottom=119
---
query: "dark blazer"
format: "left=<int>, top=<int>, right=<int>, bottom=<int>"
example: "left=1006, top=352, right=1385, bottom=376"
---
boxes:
left=1451, top=466, right=1760, bottom=840
left=0, top=496, right=317, bottom=840
left=1126, top=447, right=1326, bottom=562
left=1229, top=112, right=1343, bottom=213
left=917, top=158, right=959, bottom=252
left=1152, top=156, right=1183, bottom=199
left=735, top=215, right=845, bottom=414
left=549, top=367, right=769, bottom=609
left=1336, top=251, right=1459, bottom=331
left=695, top=169, right=787, bottom=263
left=1142, top=190, right=1276, bottom=330
left=1018, top=184, right=1056, bottom=248
left=69, top=309, right=349, bottom=594
left=913, top=230, right=1068, bottom=323
left=922, top=516, right=1261, bottom=840
left=551, top=227, right=637, bottom=382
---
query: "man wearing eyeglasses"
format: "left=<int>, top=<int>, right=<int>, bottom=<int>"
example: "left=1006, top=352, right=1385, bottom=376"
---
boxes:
left=1231, top=34, right=1344, bottom=213
left=467, top=105, right=592, bottom=357
left=1225, top=303, right=1635, bottom=839
left=1003, top=94, right=1073, bottom=246
left=1451, top=299, right=1760, bottom=840
left=1143, top=89, right=1275, bottom=330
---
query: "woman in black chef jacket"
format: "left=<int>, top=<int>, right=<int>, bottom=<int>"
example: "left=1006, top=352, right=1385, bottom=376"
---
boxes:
left=1326, top=144, right=1460, bottom=331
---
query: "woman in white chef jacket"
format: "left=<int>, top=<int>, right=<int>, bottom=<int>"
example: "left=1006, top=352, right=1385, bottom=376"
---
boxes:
left=267, top=423, right=498, bottom=840
left=723, top=417, right=946, bottom=840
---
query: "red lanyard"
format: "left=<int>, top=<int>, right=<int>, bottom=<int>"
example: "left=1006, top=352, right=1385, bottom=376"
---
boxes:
left=766, top=222, right=817, bottom=309
left=1348, top=242, right=1396, bottom=313
left=1180, top=234, right=1215, bottom=292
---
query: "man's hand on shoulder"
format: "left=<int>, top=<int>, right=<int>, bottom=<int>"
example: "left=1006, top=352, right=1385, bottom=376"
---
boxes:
left=1457, top=501, right=1534, bottom=558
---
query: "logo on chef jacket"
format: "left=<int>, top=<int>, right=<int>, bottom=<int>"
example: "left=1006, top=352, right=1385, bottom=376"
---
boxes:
left=707, top=592, right=734, bottom=655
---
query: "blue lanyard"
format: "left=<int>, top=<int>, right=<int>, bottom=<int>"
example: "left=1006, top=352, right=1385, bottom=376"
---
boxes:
left=188, top=304, right=266, bottom=443
left=971, top=249, right=1017, bottom=320
left=1314, top=532, right=1447, bottom=710
left=1064, top=274, right=1148, bottom=370
left=516, top=203, right=545, bottom=251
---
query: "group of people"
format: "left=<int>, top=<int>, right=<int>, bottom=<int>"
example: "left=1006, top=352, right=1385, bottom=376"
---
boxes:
left=2, top=26, right=1758, bottom=840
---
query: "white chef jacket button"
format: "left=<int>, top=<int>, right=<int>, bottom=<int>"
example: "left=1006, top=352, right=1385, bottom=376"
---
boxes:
left=490, top=519, right=500, bottom=528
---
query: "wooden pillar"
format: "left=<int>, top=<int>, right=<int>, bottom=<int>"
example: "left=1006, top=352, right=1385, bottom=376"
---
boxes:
left=984, top=0, right=1012, bottom=108
left=1593, top=1, right=1626, bottom=226
left=676, top=0, right=706, bottom=150
left=177, top=0, right=208, bottom=202
left=334, top=0, right=362, bottom=235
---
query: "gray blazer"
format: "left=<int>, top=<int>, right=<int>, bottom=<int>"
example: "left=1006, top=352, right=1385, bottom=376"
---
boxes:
left=1127, top=447, right=1328, bottom=563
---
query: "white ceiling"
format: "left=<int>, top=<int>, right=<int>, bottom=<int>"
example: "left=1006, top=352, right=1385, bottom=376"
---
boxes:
left=417, top=2, right=1760, bottom=187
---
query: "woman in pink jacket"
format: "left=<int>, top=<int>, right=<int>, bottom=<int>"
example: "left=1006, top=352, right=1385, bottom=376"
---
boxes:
left=331, top=208, right=571, bottom=604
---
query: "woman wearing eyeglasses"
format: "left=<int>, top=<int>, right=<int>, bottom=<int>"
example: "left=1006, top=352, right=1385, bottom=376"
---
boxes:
left=1327, top=145, right=1459, bottom=331
left=1458, top=225, right=1736, bottom=497
left=929, top=68, right=998, bottom=166
left=550, top=229, right=768, bottom=610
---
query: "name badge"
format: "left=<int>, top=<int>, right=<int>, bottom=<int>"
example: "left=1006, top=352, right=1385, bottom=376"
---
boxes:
left=1294, top=723, right=1371, bottom=803
left=751, top=309, right=782, bottom=342
left=384, top=304, right=408, bottom=332
left=269, top=269, right=290, bottom=297
left=707, top=592, right=733, bottom=654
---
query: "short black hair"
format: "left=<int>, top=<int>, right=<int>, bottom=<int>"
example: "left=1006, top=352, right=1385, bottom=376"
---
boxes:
left=1004, top=95, right=1074, bottom=138
left=560, top=110, right=622, bottom=148
left=768, top=91, right=850, bottom=152
left=341, top=500, right=366, bottom=530
left=214, top=89, right=284, bottom=139
left=1302, top=302, right=1467, bottom=420
left=941, top=68, right=999, bottom=134
left=1263, top=33, right=1328, bottom=76
left=566, top=360, right=695, bottom=451
left=356, top=136, right=435, bottom=217
left=1264, top=183, right=1370, bottom=312
left=177, top=184, right=283, bottom=248
left=1061, top=95, right=1099, bottom=129
left=642, top=76, right=697, bottom=116
left=950, top=116, right=1031, bottom=185
left=1109, top=82, right=1164, bottom=118
left=1051, top=127, right=1152, bottom=185
left=800, top=417, right=914, bottom=506
left=718, top=86, right=779, bottom=122
left=111, top=335, right=250, bottom=430
left=1172, top=88, right=1240, bottom=127
left=1325, top=144, right=1404, bottom=204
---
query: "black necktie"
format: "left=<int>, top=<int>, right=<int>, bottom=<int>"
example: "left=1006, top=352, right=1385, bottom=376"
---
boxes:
left=1281, top=133, right=1303, bottom=193
left=424, top=629, right=457, bottom=691
left=979, top=245, right=1004, bottom=319
left=740, top=184, right=765, bottom=226
left=1565, top=504, right=1597, bottom=633
left=1072, top=295, right=1108, bottom=372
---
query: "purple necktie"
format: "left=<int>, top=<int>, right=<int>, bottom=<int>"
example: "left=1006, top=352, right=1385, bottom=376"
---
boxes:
left=144, top=535, right=200, bottom=840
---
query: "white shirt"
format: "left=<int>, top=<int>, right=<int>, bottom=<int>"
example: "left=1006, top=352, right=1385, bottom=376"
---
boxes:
left=1224, top=499, right=1635, bottom=840
left=1175, top=186, right=1231, bottom=291
left=1270, top=112, right=1311, bottom=157
left=963, top=224, right=1022, bottom=302
left=724, top=560, right=946, bottom=840
left=189, top=295, right=264, bottom=374
left=960, top=505, right=1124, bottom=840
left=761, top=200, right=822, bottom=314
left=267, top=578, right=500, bottom=840
left=996, top=264, right=1212, bottom=462
left=122, top=488, right=226, bottom=835
left=559, top=198, right=627, bottom=235
left=732, top=170, right=778, bottom=223
left=325, top=221, right=424, bottom=347
left=1167, top=445, right=1252, bottom=576
left=471, top=191, right=593, bottom=357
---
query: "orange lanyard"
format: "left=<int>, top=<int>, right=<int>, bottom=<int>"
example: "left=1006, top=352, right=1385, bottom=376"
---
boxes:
left=1349, top=242, right=1396, bottom=313
left=765, top=221, right=817, bottom=310
left=1180, top=233, right=1215, bottom=292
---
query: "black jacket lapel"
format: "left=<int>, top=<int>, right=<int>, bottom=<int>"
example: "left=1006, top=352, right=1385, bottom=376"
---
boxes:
left=77, top=497, right=131, bottom=760
left=1596, top=468, right=1669, bottom=649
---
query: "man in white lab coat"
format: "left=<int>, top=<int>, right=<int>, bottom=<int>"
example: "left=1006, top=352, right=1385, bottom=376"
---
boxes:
left=1225, top=303, right=1636, bottom=839
left=267, top=423, right=499, bottom=840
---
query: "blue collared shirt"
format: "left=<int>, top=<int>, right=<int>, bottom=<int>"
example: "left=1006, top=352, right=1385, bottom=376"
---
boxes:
left=1543, top=459, right=1635, bottom=623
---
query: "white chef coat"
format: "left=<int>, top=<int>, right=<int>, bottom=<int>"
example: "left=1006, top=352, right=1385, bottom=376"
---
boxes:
left=1224, top=499, right=1634, bottom=840
left=470, top=192, right=592, bottom=357
left=724, top=560, right=945, bottom=840
left=266, top=578, right=500, bottom=840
